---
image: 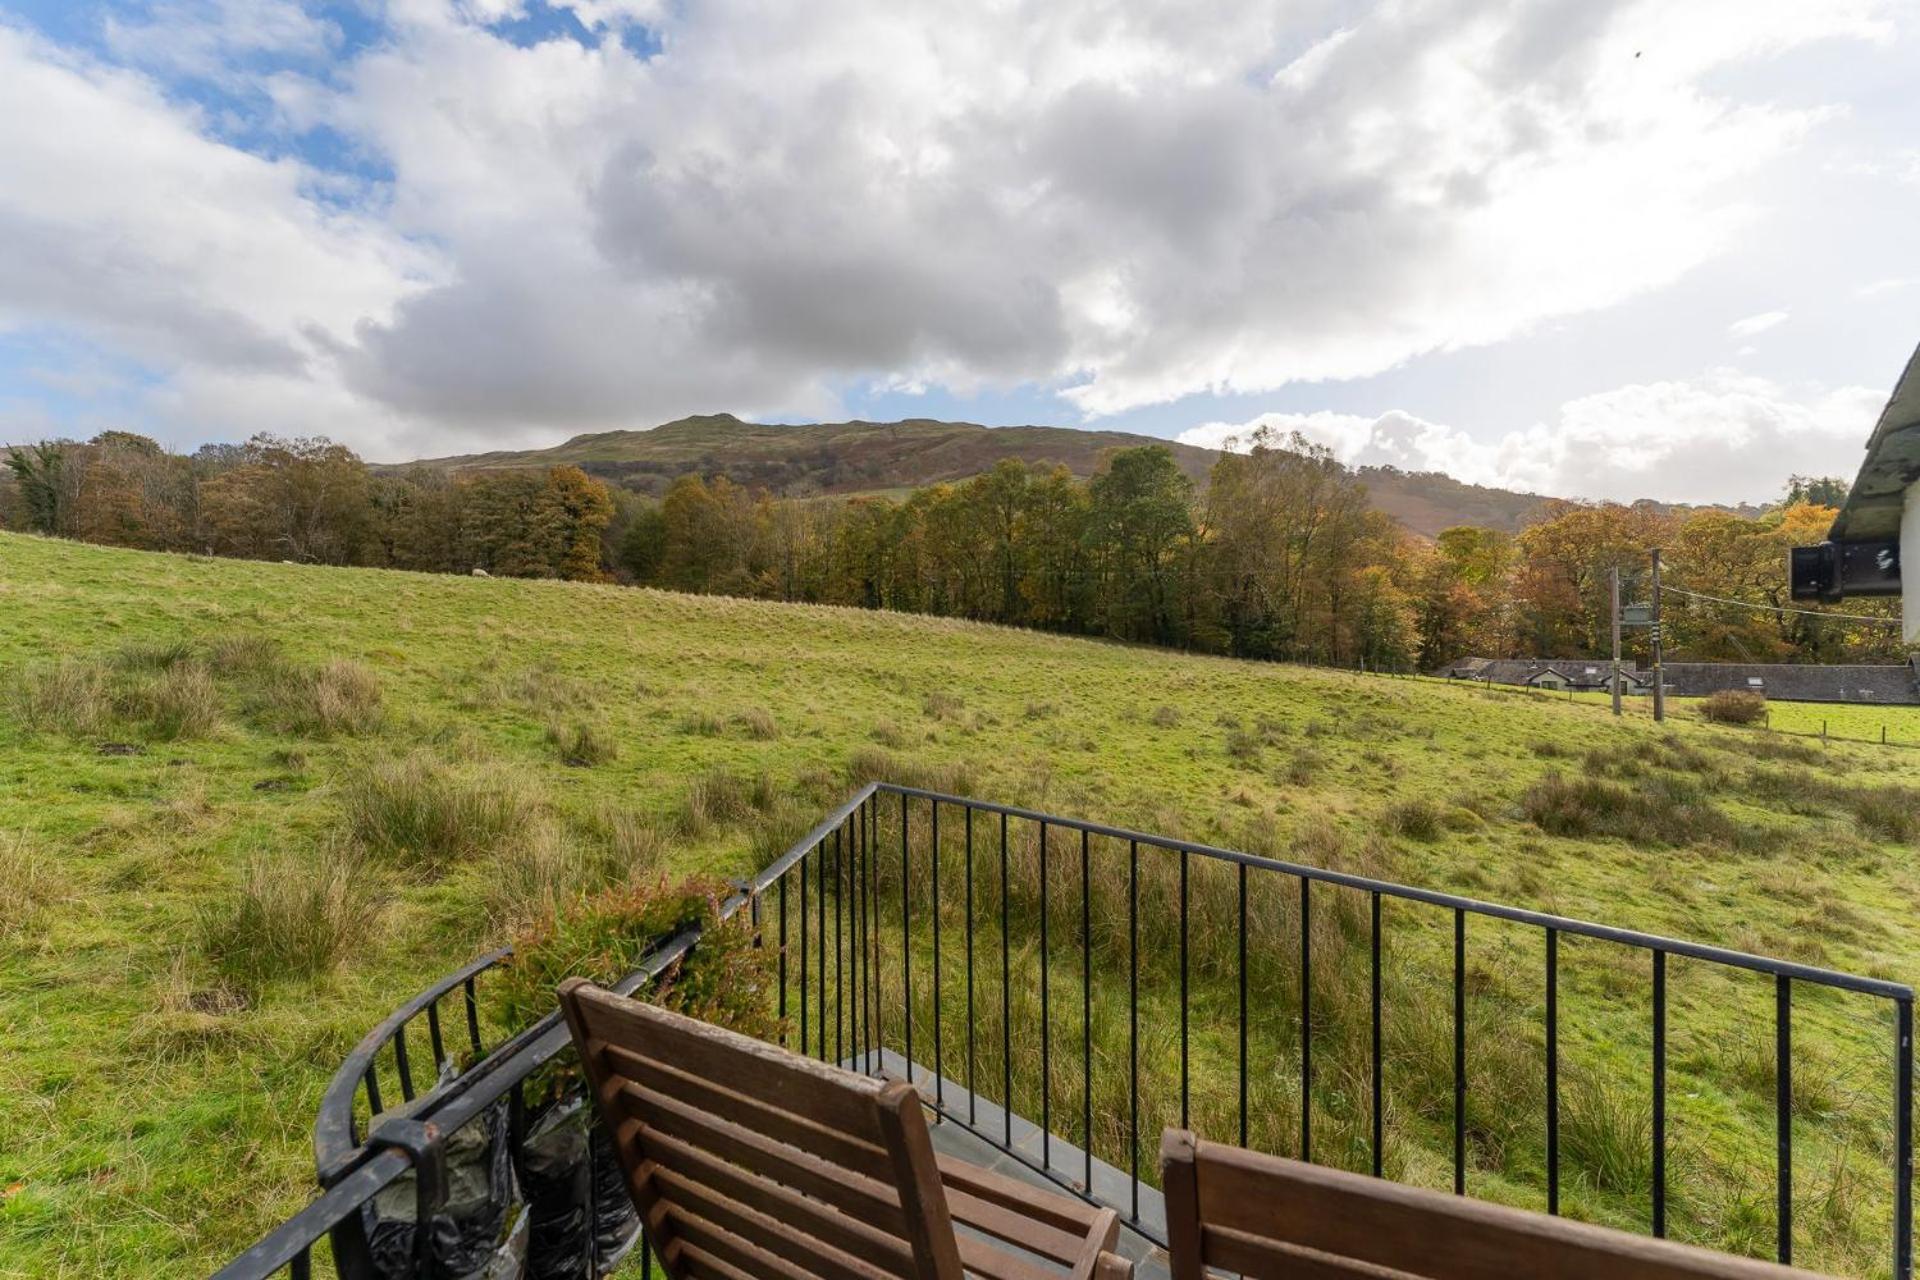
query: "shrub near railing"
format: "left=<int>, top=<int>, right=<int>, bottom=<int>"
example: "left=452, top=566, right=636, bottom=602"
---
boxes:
left=434, top=875, right=786, bottom=1280
left=493, top=874, right=779, bottom=1037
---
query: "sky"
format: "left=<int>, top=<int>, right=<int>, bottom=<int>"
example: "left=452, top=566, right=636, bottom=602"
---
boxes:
left=0, top=0, right=1916, bottom=504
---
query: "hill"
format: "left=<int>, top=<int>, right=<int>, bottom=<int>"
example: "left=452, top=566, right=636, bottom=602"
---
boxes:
left=0, top=532, right=1912, bottom=1275
left=410, top=414, right=1556, bottom=536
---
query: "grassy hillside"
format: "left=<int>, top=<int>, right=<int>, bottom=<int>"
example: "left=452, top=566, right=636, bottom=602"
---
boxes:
left=407, top=413, right=1559, bottom=537
left=2, top=532, right=1917, bottom=1276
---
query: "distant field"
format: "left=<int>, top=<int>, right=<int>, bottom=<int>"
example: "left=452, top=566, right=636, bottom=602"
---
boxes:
left=4, top=534, right=1920, bottom=1276
left=1417, top=676, right=1920, bottom=748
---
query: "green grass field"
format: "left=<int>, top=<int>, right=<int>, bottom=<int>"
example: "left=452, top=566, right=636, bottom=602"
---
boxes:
left=3, top=532, right=1920, bottom=1277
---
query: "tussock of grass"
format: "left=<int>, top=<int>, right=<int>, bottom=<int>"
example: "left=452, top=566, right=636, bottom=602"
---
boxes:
left=12, top=637, right=381, bottom=742
left=1739, top=767, right=1920, bottom=845
left=1381, top=797, right=1444, bottom=841
left=1521, top=771, right=1741, bottom=847
left=1225, top=724, right=1265, bottom=763
left=598, top=807, right=669, bottom=879
left=116, top=661, right=222, bottom=739
left=479, top=822, right=624, bottom=926
left=922, top=690, right=964, bottom=720
left=343, top=753, right=536, bottom=868
left=128, top=954, right=261, bottom=1065
left=11, top=658, right=112, bottom=734
left=736, top=706, right=779, bottom=740
left=112, top=639, right=198, bottom=672
left=204, top=633, right=282, bottom=677
left=678, top=767, right=774, bottom=836
left=458, top=663, right=595, bottom=713
left=1725, top=1030, right=1844, bottom=1121
left=845, top=746, right=977, bottom=796
left=1849, top=786, right=1920, bottom=844
left=546, top=719, right=616, bottom=766
left=1729, top=735, right=1824, bottom=766
left=679, top=709, right=724, bottom=736
left=0, top=830, right=72, bottom=935
left=257, top=658, right=382, bottom=737
left=1277, top=745, right=1324, bottom=786
left=197, top=849, right=378, bottom=988
left=1560, top=1074, right=1654, bottom=1200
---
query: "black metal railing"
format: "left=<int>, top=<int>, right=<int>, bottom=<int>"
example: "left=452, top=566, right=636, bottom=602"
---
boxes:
left=755, top=785, right=1914, bottom=1280
left=219, top=782, right=1915, bottom=1279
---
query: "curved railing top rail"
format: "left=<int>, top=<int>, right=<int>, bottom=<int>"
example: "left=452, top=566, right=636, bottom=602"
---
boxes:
left=313, top=947, right=509, bottom=1177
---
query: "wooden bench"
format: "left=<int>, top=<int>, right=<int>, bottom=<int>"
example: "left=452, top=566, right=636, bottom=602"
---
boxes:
left=1161, top=1129, right=1836, bottom=1280
left=559, top=978, right=1131, bottom=1280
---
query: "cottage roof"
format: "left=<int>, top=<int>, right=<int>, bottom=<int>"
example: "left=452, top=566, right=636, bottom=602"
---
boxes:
left=1830, top=341, right=1920, bottom=542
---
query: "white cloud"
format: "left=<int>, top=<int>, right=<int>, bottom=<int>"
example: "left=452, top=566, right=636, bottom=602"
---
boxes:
left=1179, top=372, right=1883, bottom=506
left=1727, top=309, right=1790, bottom=337
left=0, top=23, right=440, bottom=448
left=102, top=1, right=339, bottom=81
left=0, top=0, right=1902, bottom=460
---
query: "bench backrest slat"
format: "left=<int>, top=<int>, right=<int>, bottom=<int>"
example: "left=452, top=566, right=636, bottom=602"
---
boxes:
left=560, top=979, right=966, bottom=1280
left=1162, top=1130, right=1836, bottom=1280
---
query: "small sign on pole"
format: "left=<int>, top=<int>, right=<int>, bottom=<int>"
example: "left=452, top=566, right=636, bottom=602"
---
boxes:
left=1622, top=603, right=1654, bottom=626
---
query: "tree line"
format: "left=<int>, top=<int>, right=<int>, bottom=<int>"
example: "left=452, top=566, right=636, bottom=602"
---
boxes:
left=3, top=431, right=613, bottom=581
left=3, top=428, right=1899, bottom=668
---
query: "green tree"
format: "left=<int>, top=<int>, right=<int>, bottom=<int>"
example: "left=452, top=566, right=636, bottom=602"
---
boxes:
left=5, top=441, right=71, bottom=535
left=197, top=434, right=370, bottom=563
left=1086, top=446, right=1193, bottom=644
left=618, top=500, right=668, bottom=583
left=1785, top=475, right=1848, bottom=508
left=538, top=466, right=615, bottom=582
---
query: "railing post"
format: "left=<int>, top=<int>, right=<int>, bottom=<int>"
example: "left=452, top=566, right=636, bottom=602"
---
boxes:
left=1653, top=949, right=1666, bottom=1237
left=1546, top=927, right=1559, bottom=1215
left=1129, top=838, right=1140, bottom=1220
left=1000, top=810, right=1012, bottom=1149
left=777, top=872, right=788, bottom=1047
left=1039, top=819, right=1051, bottom=1169
left=931, top=801, right=943, bottom=1104
left=1454, top=908, right=1466, bottom=1196
left=1898, top=997, right=1913, bottom=1280
left=1237, top=862, right=1248, bottom=1147
left=1301, top=876, right=1312, bottom=1164
left=965, top=806, right=976, bottom=1125
left=1180, top=848, right=1190, bottom=1129
left=1371, top=891, right=1383, bottom=1179
left=901, top=792, right=912, bottom=1080
left=1076, top=830, right=1091, bottom=1190
left=1778, top=974, right=1793, bottom=1265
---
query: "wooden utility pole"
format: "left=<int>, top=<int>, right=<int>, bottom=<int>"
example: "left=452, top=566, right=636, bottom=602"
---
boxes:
left=1610, top=565, right=1623, bottom=717
left=1650, top=548, right=1666, bottom=723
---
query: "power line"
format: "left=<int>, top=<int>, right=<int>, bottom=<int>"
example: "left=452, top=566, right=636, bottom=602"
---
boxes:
left=1662, top=584, right=1902, bottom=626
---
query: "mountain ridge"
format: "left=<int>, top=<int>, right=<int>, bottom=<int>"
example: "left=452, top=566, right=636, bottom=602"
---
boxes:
left=403, top=414, right=1561, bottom=536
